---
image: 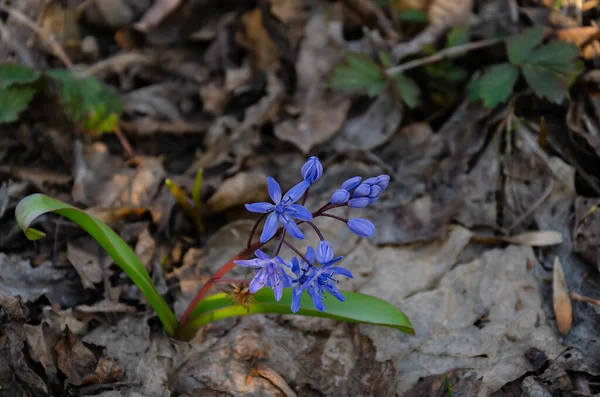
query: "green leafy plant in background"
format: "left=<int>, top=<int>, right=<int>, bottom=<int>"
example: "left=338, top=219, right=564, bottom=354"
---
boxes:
left=15, top=157, right=414, bottom=341
left=0, top=63, right=122, bottom=132
left=468, top=27, right=584, bottom=108
left=329, top=51, right=420, bottom=108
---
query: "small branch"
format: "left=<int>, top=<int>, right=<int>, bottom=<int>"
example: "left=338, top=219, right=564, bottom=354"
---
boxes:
left=386, top=37, right=505, bottom=76
left=113, top=125, right=135, bottom=158
left=0, top=3, right=73, bottom=69
left=571, top=291, right=600, bottom=307
left=275, top=236, right=312, bottom=266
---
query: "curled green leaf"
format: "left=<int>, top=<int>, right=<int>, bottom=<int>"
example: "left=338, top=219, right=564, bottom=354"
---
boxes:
left=15, top=194, right=177, bottom=335
left=176, top=288, right=414, bottom=340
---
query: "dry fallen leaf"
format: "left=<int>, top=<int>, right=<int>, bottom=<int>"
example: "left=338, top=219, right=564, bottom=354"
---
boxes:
left=67, top=237, right=104, bottom=290
left=472, top=231, right=564, bottom=247
left=206, top=171, right=269, bottom=213
left=557, top=27, right=600, bottom=59
left=553, top=256, right=572, bottom=336
left=56, top=327, right=98, bottom=386
left=238, top=8, right=280, bottom=72
left=134, top=0, right=183, bottom=31
left=135, top=227, right=156, bottom=271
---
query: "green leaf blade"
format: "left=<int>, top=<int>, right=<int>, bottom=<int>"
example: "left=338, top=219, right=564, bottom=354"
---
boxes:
left=177, top=288, right=414, bottom=340
left=0, top=85, right=37, bottom=123
left=0, top=64, right=42, bottom=88
left=393, top=73, right=421, bottom=108
left=468, top=63, right=519, bottom=109
left=15, top=194, right=177, bottom=335
left=522, top=64, right=568, bottom=104
left=526, top=40, right=580, bottom=66
left=330, top=52, right=387, bottom=96
left=507, top=27, right=545, bottom=66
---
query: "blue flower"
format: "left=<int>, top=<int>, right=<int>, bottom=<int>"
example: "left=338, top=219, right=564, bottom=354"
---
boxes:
left=245, top=177, right=312, bottom=242
left=330, top=189, right=350, bottom=204
left=347, top=218, right=375, bottom=237
left=301, top=156, right=323, bottom=184
left=234, top=249, right=294, bottom=300
left=348, top=174, right=390, bottom=208
left=290, top=241, right=353, bottom=312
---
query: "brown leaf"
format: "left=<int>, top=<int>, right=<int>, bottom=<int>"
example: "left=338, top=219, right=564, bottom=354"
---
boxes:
left=573, top=197, right=600, bottom=269
left=81, top=356, right=124, bottom=384
left=552, top=256, right=572, bottom=336
left=403, top=368, right=483, bottom=397
left=134, top=0, right=184, bottom=31
left=56, top=327, right=98, bottom=386
left=135, top=227, right=156, bottom=271
left=207, top=171, right=268, bottom=213
left=67, top=237, right=104, bottom=289
left=557, top=27, right=600, bottom=59
left=238, top=8, right=280, bottom=72
left=274, top=13, right=350, bottom=153
left=25, top=324, right=57, bottom=381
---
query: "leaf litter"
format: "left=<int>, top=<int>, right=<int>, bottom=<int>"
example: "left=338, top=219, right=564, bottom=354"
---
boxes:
left=4, top=0, right=600, bottom=395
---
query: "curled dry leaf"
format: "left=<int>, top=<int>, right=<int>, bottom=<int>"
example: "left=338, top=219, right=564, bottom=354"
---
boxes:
left=557, top=26, right=600, bottom=59
left=56, top=327, right=98, bottom=386
left=206, top=171, right=269, bottom=213
left=553, top=256, right=572, bottom=336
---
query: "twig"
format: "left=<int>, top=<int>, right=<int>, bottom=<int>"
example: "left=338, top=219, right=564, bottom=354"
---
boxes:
left=386, top=37, right=505, bottom=76
left=0, top=18, right=35, bottom=66
left=0, top=3, right=73, bottom=69
left=570, top=291, right=600, bottom=307
left=113, top=125, right=135, bottom=158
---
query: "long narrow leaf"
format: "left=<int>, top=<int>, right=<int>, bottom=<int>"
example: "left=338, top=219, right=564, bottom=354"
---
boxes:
left=176, top=288, right=414, bottom=340
left=15, top=194, right=177, bottom=335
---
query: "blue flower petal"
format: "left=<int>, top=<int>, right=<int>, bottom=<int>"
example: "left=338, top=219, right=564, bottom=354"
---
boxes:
left=281, top=214, right=305, bottom=240
left=273, top=281, right=284, bottom=301
left=326, top=266, right=353, bottom=279
left=368, top=185, right=382, bottom=199
left=348, top=197, right=370, bottom=208
left=316, top=241, right=334, bottom=264
left=324, top=283, right=345, bottom=302
left=330, top=189, right=350, bottom=204
left=234, top=258, right=263, bottom=268
left=307, top=286, right=325, bottom=312
left=347, top=218, right=375, bottom=237
left=286, top=204, right=313, bottom=221
left=255, top=249, right=270, bottom=260
left=341, top=176, right=362, bottom=191
left=284, top=180, right=310, bottom=203
left=245, top=202, right=275, bottom=213
left=249, top=269, right=267, bottom=293
left=260, top=212, right=279, bottom=242
left=291, top=286, right=302, bottom=313
left=305, top=246, right=315, bottom=265
left=363, top=177, right=379, bottom=185
left=267, top=177, right=282, bottom=204
left=301, top=156, right=323, bottom=183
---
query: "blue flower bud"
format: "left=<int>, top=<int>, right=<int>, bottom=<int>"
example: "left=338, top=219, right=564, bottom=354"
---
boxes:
left=353, top=183, right=370, bottom=197
left=348, top=197, right=370, bottom=208
left=375, top=175, right=390, bottom=190
left=368, top=185, right=382, bottom=199
left=347, top=218, right=375, bottom=237
left=301, top=156, right=323, bottom=183
left=363, top=177, right=379, bottom=186
left=341, top=176, right=362, bottom=191
left=330, top=189, right=350, bottom=204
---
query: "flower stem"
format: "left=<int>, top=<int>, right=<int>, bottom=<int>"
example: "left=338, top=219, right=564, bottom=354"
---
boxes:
left=247, top=213, right=267, bottom=248
left=320, top=213, right=348, bottom=222
left=179, top=241, right=262, bottom=327
left=275, top=236, right=312, bottom=265
left=306, top=221, right=324, bottom=241
left=274, top=229, right=287, bottom=255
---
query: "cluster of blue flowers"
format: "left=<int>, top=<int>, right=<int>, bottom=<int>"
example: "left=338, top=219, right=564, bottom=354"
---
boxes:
left=235, top=157, right=389, bottom=312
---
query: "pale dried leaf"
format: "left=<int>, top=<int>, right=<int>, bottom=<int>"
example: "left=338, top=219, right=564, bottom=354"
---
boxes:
left=135, top=227, right=156, bottom=271
left=502, top=231, right=564, bottom=246
left=67, top=238, right=104, bottom=289
left=56, top=327, right=98, bottom=386
left=206, top=171, right=268, bottom=213
left=134, top=0, right=183, bottom=31
left=552, top=256, right=572, bottom=336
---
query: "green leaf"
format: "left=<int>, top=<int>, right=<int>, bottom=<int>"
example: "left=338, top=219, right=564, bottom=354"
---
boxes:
left=446, top=67, right=469, bottom=82
left=468, top=63, right=519, bottom=109
left=507, top=27, right=545, bottom=66
left=378, top=51, right=391, bottom=68
left=446, top=26, right=470, bottom=49
left=176, top=288, right=414, bottom=340
left=522, top=64, right=569, bottom=104
left=0, top=64, right=42, bottom=89
left=398, top=9, right=428, bottom=22
left=0, top=85, right=37, bottom=123
left=47, top=69, right=123, bottom=133
left=393, top=73, right=421, bottom=108
left=330, top=53, right=387, bottom=96
left=15, top=194, right=178, bottom=336
left=527, top=40, right=580, bottom=66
